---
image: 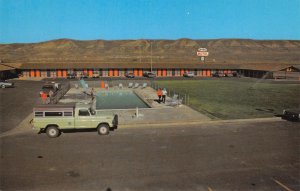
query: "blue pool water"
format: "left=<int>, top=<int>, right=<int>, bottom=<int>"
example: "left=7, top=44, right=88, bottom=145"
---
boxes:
left=96, top=90, right=149, bottom=109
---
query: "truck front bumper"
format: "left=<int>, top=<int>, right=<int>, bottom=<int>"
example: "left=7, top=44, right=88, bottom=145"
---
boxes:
left=112, top=114, right=118, bottom=128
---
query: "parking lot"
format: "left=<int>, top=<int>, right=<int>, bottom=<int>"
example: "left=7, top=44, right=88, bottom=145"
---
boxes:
left=0, top=79, right=299, bottom=191
left=0, top=80, right=43, bottom=133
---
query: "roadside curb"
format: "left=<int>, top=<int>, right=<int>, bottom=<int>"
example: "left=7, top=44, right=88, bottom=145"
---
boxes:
left=118, top=117, right=283, bottom=129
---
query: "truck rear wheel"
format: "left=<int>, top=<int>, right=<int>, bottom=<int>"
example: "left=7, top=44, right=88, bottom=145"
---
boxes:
left=46, top=126, right=61, bottom=138
left=97, top=124, right=109, bottom=135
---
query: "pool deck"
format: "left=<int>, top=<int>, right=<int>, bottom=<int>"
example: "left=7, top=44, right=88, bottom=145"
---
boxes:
left=59, top=86, right=211, bottom=126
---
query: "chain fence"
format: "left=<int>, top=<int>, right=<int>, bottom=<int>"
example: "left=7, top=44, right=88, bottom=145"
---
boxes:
left=150, top=81, right=190, bottom=106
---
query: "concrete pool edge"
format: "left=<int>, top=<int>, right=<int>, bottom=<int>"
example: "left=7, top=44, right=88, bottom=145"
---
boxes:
left=132, top=89, right=152, bottom=108
left=118, top=117, right=283, bottom=129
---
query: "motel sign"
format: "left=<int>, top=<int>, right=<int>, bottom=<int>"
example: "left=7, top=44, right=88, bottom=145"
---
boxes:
left=197, top=48, right=209, bottom=62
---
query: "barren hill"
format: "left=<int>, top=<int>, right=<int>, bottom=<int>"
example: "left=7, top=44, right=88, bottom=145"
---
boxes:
left=1, top=39, right=299, bottom=65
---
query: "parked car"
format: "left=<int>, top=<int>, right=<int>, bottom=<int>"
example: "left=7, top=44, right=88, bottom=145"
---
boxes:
left=282, top=109, right=300, bottom=122
left=40, top=82, right=60, bottom=96
left=81, top=74, right=88, bottom=79
left=143, top=72, right=156, bottom=78
left=125, top=72, right=135, bottom=78
left=221, top=73, right=228, bottom=77
left=183, top=71, right=194, bottom=77
left=232, top=72, right=242, bottom=77
left=212, top=72, right=220, bottom=77
left=67, top=73, right=76, bottom=79
left=0, top=80, right=14, bottom=88
left=32, top=103, right=118, bottom=138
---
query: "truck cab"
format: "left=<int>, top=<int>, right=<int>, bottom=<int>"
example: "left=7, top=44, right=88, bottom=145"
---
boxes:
left=32, top=103, right=118, bottom=138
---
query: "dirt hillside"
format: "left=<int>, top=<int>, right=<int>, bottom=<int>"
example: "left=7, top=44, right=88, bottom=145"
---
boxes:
left=1, top=38, right=299, bottom=65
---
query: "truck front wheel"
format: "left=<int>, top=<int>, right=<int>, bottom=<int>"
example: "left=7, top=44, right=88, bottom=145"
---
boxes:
left=97, top=124, right=109, bottom=135
left=46, top=126, right=61, bottom=138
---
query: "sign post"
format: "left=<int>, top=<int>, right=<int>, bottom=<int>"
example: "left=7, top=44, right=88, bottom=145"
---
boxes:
left=197, top=48, right=209, bottom=63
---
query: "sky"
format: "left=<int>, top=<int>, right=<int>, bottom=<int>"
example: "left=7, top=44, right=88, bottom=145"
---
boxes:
left=0, top=0, right=300, bottom=43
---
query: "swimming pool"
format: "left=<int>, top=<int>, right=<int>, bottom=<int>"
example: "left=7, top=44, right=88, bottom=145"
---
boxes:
left=96, top=90, right=150, bottom=109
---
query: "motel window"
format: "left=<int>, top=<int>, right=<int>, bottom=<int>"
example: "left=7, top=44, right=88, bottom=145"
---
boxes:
left=34, top=112, right=44, bottom=117
left=64, top=112, right=73, bottom=116
left=45, top=112, right=63, bottom=117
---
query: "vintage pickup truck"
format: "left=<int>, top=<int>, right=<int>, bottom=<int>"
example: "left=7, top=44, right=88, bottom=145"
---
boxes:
left=32, top=103, right=118, bottom=138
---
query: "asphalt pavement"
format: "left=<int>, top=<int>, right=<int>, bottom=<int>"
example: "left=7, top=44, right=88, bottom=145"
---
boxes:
left=1, top=120, right=299, bottom=191
left=0, top=80, right=43, bottom=133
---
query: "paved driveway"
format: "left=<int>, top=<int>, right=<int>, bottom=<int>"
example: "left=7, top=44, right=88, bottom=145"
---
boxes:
left=0, top=80, right=43, bottom=133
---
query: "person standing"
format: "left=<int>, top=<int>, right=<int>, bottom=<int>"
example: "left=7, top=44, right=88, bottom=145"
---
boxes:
left=162, top=88, right=167, bottom=103
left=41, top=92, right=47, bottom=104
left=49, top=90, right=54, bottom=97
left=48, top=90, right=54, bottom=104
left=91, top=88, right=95, bottom=101
left=157, top=88, right=162, bottom=103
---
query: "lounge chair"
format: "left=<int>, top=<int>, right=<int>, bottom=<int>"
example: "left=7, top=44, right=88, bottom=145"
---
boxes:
left=172, top=94, right=178, bottom=100
left=166, top=94, right=182, bottom=106
left=141, top=83, right=147, bottom=88
left=119, top=83, right=123, bottom=89
left=128, top=82, right=133, bottom=88
left=133, top=83, right=139, bottom=88
left=105, top=83, right=109, bottom=89
left=74, top=84, right=79, bottom=89
left=79, top=79, right=87, bottom=88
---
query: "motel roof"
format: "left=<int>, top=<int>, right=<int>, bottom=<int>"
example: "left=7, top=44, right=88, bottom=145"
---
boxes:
left=0, top=64, right=17, bottom=71
left=15, top=62, right=240, bottom=70
left=1, top=62, right=297, bottom=72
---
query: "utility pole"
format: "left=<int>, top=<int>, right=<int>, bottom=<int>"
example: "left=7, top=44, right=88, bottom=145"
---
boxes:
left=139, top=44, right=142, bottom=63
left=150, top=41, right=153, bottom=72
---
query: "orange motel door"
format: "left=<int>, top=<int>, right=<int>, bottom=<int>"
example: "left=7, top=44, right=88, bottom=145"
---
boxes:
left=207, top=70, right=211, bottom=77
left=35, top=70, right=41, bottom=77
left=162, top=69, right=167, bottom=76
left=109, top=69, right=113, bottom=77
left=114, top=69, right=119, bottom=76
left=62, top=70, right=67, bottom=77
left=138, top=69, right=143, bottom=77
left=133, top=69, right=138, bottom=76
left=89, top=70, right=93, bottom=77
left=181, top=69, right=185, bottom=76
left=157, top=69, right=161, bottom=76
left=30, top=70, right=35, bottom=77
left=57, top=70, right=62, bottom=77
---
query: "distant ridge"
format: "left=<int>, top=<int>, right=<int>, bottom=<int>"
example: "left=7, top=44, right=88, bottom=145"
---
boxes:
left=1, top=39, right=299, bottom=65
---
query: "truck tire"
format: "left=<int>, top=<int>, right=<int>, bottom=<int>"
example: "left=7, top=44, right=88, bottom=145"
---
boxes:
left=1, top=85, right=5, bottom=88
left=46, top=126, right=61, bottom=138
left=97, top=124, right=109, bottom=135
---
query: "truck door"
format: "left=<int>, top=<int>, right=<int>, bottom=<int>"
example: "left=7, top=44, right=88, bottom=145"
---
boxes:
left=75, top=109, right=92, bottom=128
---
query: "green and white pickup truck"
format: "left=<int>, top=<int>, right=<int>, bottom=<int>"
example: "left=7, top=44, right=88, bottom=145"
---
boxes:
left=32, top=103, right=118, bottom=138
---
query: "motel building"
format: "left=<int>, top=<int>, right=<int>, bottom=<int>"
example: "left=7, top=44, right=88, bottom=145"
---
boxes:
left=1, top=62, right=299, bottom=80
left=18, top=62, right=238, bottom=78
